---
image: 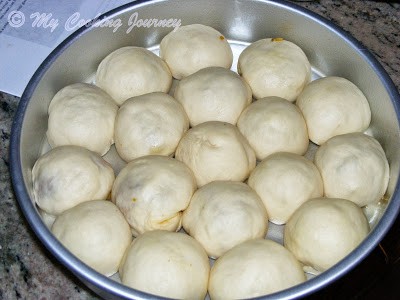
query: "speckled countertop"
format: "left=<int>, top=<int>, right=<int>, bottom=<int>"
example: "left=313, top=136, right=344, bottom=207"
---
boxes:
left=1, top=1, right=399, bottom=299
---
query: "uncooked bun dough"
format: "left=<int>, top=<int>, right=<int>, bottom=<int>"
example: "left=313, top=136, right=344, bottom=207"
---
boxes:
left=314, top=133, right=389, bottom=207
left=238, top=38, right=311, bottom=101
left=96, top=46, right=172, bottom=105
left=51, top=200, right=132, bottom=276
left=114, top=92, right=189, bottom=161
left=182, top=181, right=268, bottom=258
left=208, top=239, right=306, bottom=299
left=32, top=146, right=115, bottom=215
left=160, top=24, right=233, bottom=79
left=174, top=67, right=252, bottom=126
left=296, top=76, right=371, bottom=145
left=237, top=97, right=309, bottom=160
left=46, top=83, right=118, bottom=155
left=119, top=230, right=209, bottom=300
left=248, top=152, right=323, bottom=224
left=284, top=197, right=370, bottom=272
left=175, top=121, right=256, bottom=187
left=111, top=155, right=196, bottom=236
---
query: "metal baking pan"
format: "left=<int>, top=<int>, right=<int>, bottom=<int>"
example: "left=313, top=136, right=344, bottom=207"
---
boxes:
left=10, top=0, right=400, bottom=299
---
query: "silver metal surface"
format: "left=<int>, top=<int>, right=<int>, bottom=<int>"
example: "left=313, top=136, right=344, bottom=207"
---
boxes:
left=10, top=0, right=400, bottom=299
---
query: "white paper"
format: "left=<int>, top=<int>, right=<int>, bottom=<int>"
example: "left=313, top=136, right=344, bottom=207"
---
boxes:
left=0, top=0, right=134, bottom=96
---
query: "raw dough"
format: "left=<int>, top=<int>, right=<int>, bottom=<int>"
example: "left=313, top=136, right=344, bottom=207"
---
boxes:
left=248, top=152, right=323, bottom=224
left=47, top=83, right=118, bottom=155
left=208, top=239, right=306, bottom=299
left=314, top=133, right=389, bottom=207
left=182, top=181, right=268, bottom=258
left=174, top=66, right=252, bottom=126
left=114, top=92, right=189, bottom=161
left=238, top=38, right=311, bottom=101
left=51, top=200, right=132, bottom=276
left=119, top=230, right=209, bottom=299
left=284, top=197, right=370, bottom=272
left=237, top=97, right=309, bottom=160
left=296, top=76, right=371, bottom=145
left=32, top=145, right=115, bottom=215
left=96, top=46, right=172, bottom=105
left=111, top=155, right=196, bottom=236
left=175, top=121, right=256, bottom=187
left=160, top=24, right=233, bottom=79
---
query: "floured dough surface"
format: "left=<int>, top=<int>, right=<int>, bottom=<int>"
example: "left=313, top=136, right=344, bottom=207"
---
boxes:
left=46, top=83, right=118, bottom=156
left=114, top=92, right=189, bottom=161
left=238, top=38, right=311, bottom=101
left=111, top=155, right=196, bottom=236
left=296, top=76, right=371, bottom=145
left=96, top=46, right=172, bottom=105
left=160, top=24, right=233, bottom=79
left=284, top=197, right=370, bottom=272
left=208, top=239, right=306, bottom=299
left=119, top=230, right=209, bottom=300
left=182, top=181, right=268, bottom=258
left=237, top=97, right=309, bottom=160
left=51, top=200, right=132, bottom=276
left=248, top=152, right=323, bottom=224
left=32, top=145, right=115, bottom=215
left=314, top=133, right=389, bottom=207
left=174, top=66, right=252, bottom=126
left=175, top=121, right=256, bottom=187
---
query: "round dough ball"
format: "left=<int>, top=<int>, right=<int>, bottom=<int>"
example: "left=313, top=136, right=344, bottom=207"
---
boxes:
left=51, top=200, right=132, bottom=276
left=160, top=24, right=233, bottom=79
left=248, top=152, right=323, bottom=224
left=284, top=197, right=370, bottom=272
left=46, top=83, right=118, bottom=155
left=119, top=230, right=209, bottom=299
left=38, top=208, right=56, bottom=229
left=96, top=46, right=172, bottom=105
left=175, top=121, right=256, bottom=187
left=238, top=38, right=311, bottom=101
left=111, top=155, right=196, bottom=236
left=114, top=92, right=189, bottom=161
left=237, top=97, right=309, bottom=160
left=32, top=146, right=115, bottom=215
left=314, top=133, right=389, bottom=207
left=296, top=76, right=371, bottom=145
left=174, top=66, right=252, bottom=126
left=209, top=239, right=306, bottom=299
left=182, top=181, right=268, bottom=258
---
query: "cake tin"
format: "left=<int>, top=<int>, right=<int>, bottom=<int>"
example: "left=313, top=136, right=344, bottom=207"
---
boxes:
left=10, top=0, right=400, bottom=299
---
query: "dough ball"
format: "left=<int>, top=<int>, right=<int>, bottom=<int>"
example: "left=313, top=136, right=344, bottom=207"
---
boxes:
left=209, top=239, right=306, bottom=299
left=238, top=38, right=311, bottom=101
left=38, top=208, right=56, bottom=229
left=296, top=76, right=371, bottom=145
left=32, top=146, right=115, bottom=215
left=111, top=155, right=196, bottom=236
left=119, top=230, right=209, bottom=299
left=175, top=121, right=256, bottom=187
left=237, top=97, right=309, bottom=160
left=160, top=24, right=233, bottom=79
left=96, top=46, right=172, bottom=105
left=284, top=197, right=370, bottom=272
left=174, top=67, right=252, bottom=126
left=314, top=133, right=389, bottom=207
left=51, top=200, right=132, bottom=276
left=182, top=181, right=268, bottom=258
left=46, top=83, right=118, bottom=155
left=248, top=152, right=323, bottom=224
left=114, top=92, right=189, bottom=162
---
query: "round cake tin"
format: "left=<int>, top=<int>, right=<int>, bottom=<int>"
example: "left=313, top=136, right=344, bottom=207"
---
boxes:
left=10, top=0, right=400, bottom=299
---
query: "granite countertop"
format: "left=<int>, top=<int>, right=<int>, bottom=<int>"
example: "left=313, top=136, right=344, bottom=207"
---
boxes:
left=1, top=0, right=399, bottom=299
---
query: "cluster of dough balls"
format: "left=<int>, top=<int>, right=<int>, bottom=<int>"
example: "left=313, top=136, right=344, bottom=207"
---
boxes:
left=31, top=22, right=392, bottom=299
